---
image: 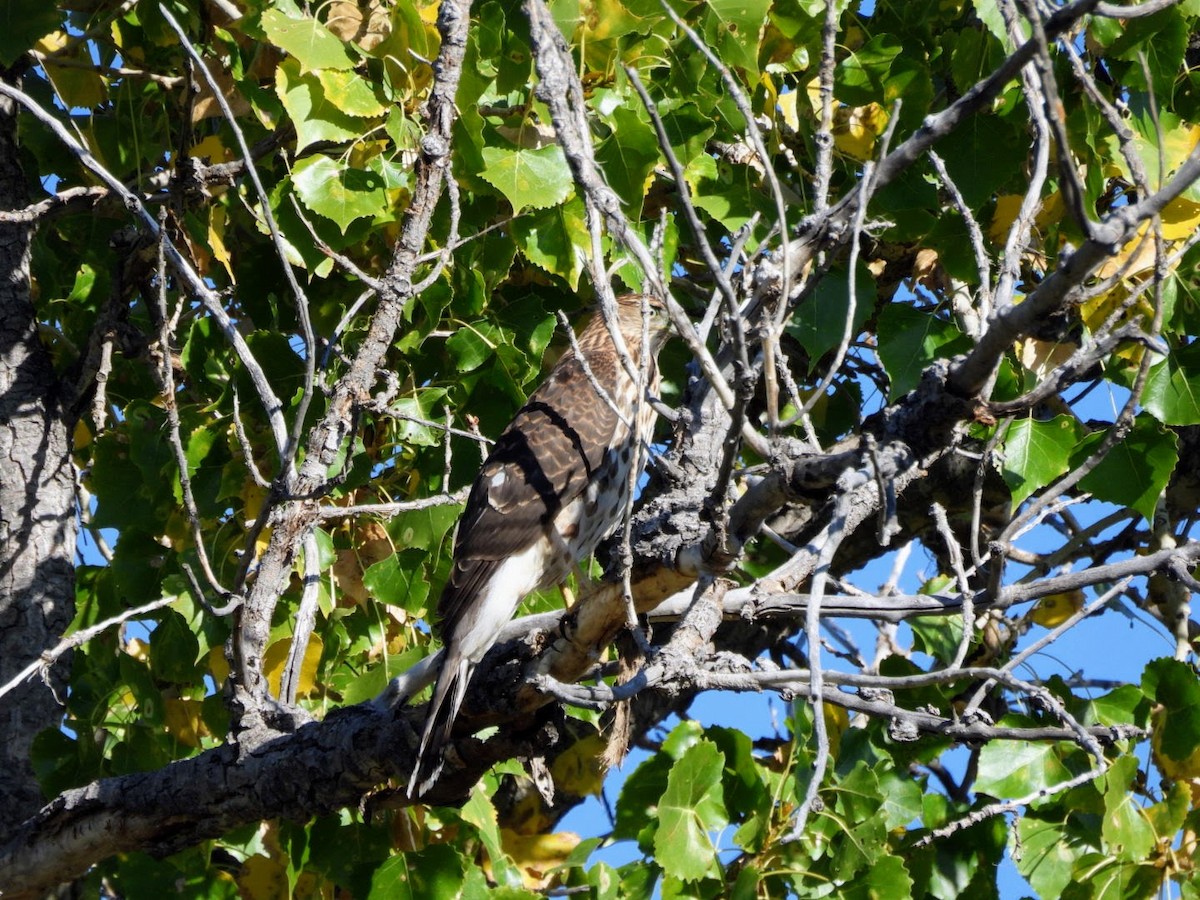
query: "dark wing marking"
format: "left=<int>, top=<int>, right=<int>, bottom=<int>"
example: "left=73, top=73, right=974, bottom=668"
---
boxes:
left=436, top=354, right=623, bottom=638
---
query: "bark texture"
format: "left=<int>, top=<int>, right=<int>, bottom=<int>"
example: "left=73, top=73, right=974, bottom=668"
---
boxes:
left=0, top=78, right=76, bottom=841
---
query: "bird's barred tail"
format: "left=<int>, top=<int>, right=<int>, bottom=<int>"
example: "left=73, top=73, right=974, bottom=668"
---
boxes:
left=409, top=649, right=474, bottom=798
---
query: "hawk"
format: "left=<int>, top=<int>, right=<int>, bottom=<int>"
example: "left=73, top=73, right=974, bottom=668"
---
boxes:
left=410, top=294, right=673, bottom=797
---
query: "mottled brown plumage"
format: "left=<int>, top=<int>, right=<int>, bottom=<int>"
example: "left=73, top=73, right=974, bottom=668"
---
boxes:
left=410, top=294, right=672, bottom=797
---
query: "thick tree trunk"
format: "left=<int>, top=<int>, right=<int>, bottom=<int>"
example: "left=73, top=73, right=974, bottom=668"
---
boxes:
left=0, top=78, right=76, bottom=841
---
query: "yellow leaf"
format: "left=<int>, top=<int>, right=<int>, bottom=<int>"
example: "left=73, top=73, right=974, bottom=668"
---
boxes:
left=806, top=78, right=823, bottom=115
left=73, top=419, right=91, bottom=450
left=419, top=0, right=441, bottom=24
left=1029, top=590, right=1084, bottom=628
left=1035, top=190, right=1065, bottom=232
left=126, top=637, right=150, bottom=662
left=207, top=206, right=235, bottom=283
left=832, top=103, right=888, bottom=161
left=989, top=192, right=1065, bottom=246
left=209, top=645, right=230, bottom=684
left=1160, top=124, right=1200, bottom=175
left=503, top=785, right=556, bottom=836
left=241, top=477, right=267, bottom=525
left=332, top=521, right=393, bottom=607
left=1018, top=338, right=1076, bottom=380
left=293, top=871, right=324, bottom=899
left=1079, top=283, right=1153, bottom=369
left=550, top=732, right=606, bottom=797
left=824, top=703, right=850, bottom=757
left=778, top=90, right=800, bottom=133
left=163, top=696, right=209, bottom=748
left=34, top=31, right=69, bottom=54
left=46, top=64, right=108, bottom=110
left=263, top=634, right=324, bottom=698
left=500, top=829, right=581, bottom=890
left=988, top=195, right=1025, bottom=245
left=1096, top=223, right=1157, bottom=280
left=190, top=134, right=229, bottom=164
left=237, top=854, right=290, bottom=900
left=920, top=573, right=956, bottom=595
left=163, top=511, right=191, bottom=551
left=1161, top=196, right=1200, bottom=241
left=1151, top=704, right=1200, bottom=807
left=256, top=527, right=272, bottom=558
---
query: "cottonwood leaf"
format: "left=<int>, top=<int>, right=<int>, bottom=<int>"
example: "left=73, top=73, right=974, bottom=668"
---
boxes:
left=975, top=737, right=1073, bottom=798
left=0, top=0, right=60, bottom=66
left=877, top=303, right=967, bottom=399
left=652, top=740, right=728, bottom=882
left=317, top=69, right=387, bottom=117
left=276, top=59, right=362, bottom=148
left=1074, top=416, right=1177, bottom=523
left=363, top=549, right=430, bottom=614
left=480, top=145, right=573, bottom=213
left=367, top=845, right=464, bottom=900
left=1001, top=415, right=1081, bottom=508
left=293, top=155, right=387, bottom=229
left=262, top=8, right=358, bottom=72
left=1144, top=342, right=1200, bottom=425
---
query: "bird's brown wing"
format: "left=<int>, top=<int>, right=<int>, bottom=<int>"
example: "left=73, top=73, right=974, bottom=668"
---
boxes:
left=436, top=354, right=623, bottom=639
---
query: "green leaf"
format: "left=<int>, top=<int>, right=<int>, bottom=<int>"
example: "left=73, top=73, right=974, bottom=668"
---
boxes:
left=704, top=726, right=770, bottom=829
left=1087, top=684, right=1146, bottom=728
left=614, top=752, right=674, bottom=843
left=149, top=609, right=200, bottom=684
left=836, top=33, right=903, bottom=105
left=293, top=155, right=388, bottom=229
left=972, top=0, right=1017, bottom=52
left=0, top=0, right=60, bottom=66
left=459, top=786, right=523, bottom=888
left=1105, top=6, right=1186, bottom=99
left=184, top=423, right=219, bottom=481
left=842, top=855, right=914, bottom=900
left=908, top=613, right=964, bottom=667
left=787, top=263, right=875, bottom=368
left=702, top=0, right=772, bottom=78
left=877, top=304, right=968, bottom=399
left=657, top=100, right=716, bottom=168
left=595, top=105, right=660, bottom=218
left=1100, top=755, right=1155, bottom=861
left=1074, top=416, right=1178, bottom=523
left=480, top=144, right=574, bottom=213
left=974, top=737, right=1073, bottom=798
left=877, top=768, right=924, bottom=830
left=653, top=740, right=728, bottom=882
left=363, top=549, right=430, bottom=614
left=1143, top=342, right=1200, bottom=425
left=261, top=9, right=358, bottom=72
left=823, top=762, right=887, bottom=879
left=1001, top=415, right=1082, bottom=508
left=446, top=323, right=500, bottom=373
left=392, top=503, right=461, bottom=556
left=937, top=112, right=1026, bottom=208
left=511, top=199, right=590, bottom=289
left=1015, top=814, right=1089, bottom=899
left=390, top=388, right=451, bottom=447
left=367, top=845, right=465, bottom=900
left=276, top=58, right=362, bottom=148
left=688, top=155, right=773, bottom=233
left=316, top=70, right=387, bottom=117
left=1143, top=657, right=1200, bottom=762
left=1061, top=855, right=1162, bottom=900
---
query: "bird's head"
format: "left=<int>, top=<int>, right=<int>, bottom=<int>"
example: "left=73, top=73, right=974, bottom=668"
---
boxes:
left=613, top=292, right=674, bottom=355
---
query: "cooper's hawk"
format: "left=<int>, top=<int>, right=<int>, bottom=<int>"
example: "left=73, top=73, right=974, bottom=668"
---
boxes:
left=410, top=293, right=673, bottom=797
